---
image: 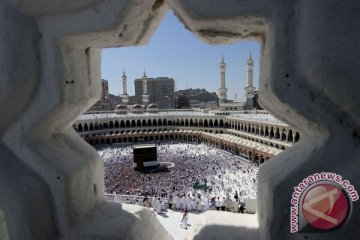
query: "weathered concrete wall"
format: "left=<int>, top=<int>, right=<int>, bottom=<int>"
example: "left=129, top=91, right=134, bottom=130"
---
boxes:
left=0, top=0, right=171, bottom=239
left=0, top=210, right=9, bottom=240
left=1, top=0, right=359, bottom=239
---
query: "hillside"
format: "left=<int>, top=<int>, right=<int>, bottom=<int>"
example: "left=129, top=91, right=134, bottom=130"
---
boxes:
left=176, top=88, right=219, bottom=102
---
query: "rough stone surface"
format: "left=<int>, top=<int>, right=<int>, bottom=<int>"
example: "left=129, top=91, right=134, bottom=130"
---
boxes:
left=1, top=0, right=359, bottom=239
left=184, top=211, right=259, bottom=240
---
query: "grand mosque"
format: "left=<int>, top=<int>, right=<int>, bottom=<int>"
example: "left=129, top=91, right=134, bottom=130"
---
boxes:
left=73, top=53, right=300, bottom=164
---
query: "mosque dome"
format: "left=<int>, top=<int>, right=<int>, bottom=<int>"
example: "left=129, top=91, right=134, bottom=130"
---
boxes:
left=147, top=103, right=158, bottom=109
left=132, top=104, right=142, bottom=109
left=147, top=103, right=159, bottom=113
left=114, top=104, right=127, bottom=114
left=131, top=104, right=143, bottom=113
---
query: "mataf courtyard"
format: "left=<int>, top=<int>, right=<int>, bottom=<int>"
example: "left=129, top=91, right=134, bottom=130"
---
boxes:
left=100, top=142, right=258, bottom=198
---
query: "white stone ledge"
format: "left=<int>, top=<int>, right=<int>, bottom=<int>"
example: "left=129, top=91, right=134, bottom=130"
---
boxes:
left=64, top=202, right=172, bottom=240
left=184, top=211, right=260, bottom=240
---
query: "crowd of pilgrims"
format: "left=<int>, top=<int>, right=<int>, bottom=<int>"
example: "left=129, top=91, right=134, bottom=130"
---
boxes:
left=98, top=142, right=258, bottom=211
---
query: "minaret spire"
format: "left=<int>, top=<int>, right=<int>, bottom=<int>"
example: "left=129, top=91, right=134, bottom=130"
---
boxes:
left=142, top=70, right=149, bottom=107
left=244, top=50, right=256, bottom=109
left=122, top=70, right=127, bottom=95
left=218, top=53, right=227, bottom=105
left=120, top=70, right=129, bottom=106
left=248, top=50, right=253, bottom=60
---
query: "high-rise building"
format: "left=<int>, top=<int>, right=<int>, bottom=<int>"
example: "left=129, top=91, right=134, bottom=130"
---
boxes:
left=134, top=76, right=175, bottom=109
left=141, top=71, right=150, bottom=107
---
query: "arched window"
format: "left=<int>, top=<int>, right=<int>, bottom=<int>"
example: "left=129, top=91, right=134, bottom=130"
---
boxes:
left=204, top=119, right=208, bottom=127
left=288, top=129, right=293, bottom=142
left=281, top=130, right=286, bottom=141
left=260, top=127, right=264, bottom=136
left=275, top=128, right=280, bottom=139
left=219, top=120, right=224, bottom=127
left=265, top=126, right=269, bottom=136
left=270, top=127, right=274, bottom=138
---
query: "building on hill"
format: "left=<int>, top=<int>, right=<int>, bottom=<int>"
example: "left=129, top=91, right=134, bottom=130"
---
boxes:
left=176, top=88, right=219, bottom=108
left=175, top=95, right=190, bottom=109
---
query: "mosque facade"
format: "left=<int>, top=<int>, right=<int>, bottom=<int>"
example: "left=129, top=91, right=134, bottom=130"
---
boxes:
left=74, top=110, right=300, bottom=165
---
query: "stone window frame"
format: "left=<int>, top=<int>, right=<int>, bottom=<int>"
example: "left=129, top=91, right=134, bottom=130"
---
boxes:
left=1, top=0, right=358, bottom=239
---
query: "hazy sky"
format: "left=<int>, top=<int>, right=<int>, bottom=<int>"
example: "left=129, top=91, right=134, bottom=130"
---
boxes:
left=101, top=11, right=260, bottom=101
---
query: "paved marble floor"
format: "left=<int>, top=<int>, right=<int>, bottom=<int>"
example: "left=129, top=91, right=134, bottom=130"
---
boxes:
left=154, top=209, right=203, bottom=240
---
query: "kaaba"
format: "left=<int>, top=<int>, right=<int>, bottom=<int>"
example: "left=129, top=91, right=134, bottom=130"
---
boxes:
left=133, top=144, right=158, bottom=171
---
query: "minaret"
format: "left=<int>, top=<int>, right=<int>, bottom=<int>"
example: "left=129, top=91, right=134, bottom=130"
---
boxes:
left=121, top=70, right=129, bottom=106
left=218, top=54, right=227, bottom=105
left=244, top=51, right=256, bottom=108
left=141, top=70, right=149, bottom=107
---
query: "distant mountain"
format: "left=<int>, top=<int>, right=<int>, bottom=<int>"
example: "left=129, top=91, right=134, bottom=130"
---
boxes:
left=176, top=88, right=219, bottom=103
